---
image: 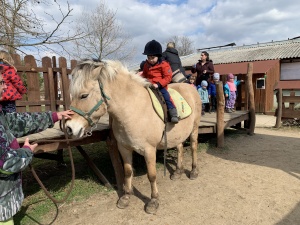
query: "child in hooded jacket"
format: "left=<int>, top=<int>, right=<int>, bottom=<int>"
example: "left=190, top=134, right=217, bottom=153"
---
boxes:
left=224, top=73, right=243, bottom=113
left=197, top=80, right=209, bottom=115
left=0, top=72, right=73, bottom=224
left=0, top=51, right=27, bottom=114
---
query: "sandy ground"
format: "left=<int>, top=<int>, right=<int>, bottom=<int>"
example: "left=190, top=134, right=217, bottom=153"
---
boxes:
left=49, top=115, right=300, bottom=225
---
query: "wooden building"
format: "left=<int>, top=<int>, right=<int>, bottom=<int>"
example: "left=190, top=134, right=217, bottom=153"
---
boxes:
left=181, top=38, right=300, bottom=114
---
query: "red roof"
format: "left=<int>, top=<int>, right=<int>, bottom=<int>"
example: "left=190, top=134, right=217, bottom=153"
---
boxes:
left=214, top=60, right=279, bottom=75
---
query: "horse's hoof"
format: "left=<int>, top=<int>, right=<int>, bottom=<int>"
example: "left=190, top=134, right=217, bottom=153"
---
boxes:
left=145, top=199, right=159, bottom=214
left=190, top=170, right=198, bottom=180
left=117, top=195, right=130, bottom=209
left=171, top=172, right=182, bottom=180
left=170, top=168, right=183, bottom=180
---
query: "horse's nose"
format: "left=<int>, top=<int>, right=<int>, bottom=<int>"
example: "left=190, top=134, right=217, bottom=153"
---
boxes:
left=66, top=126, right=73, bottom=136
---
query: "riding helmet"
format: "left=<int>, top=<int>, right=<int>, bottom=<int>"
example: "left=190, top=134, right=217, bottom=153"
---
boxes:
left=143, top=40, right=162, bottom=56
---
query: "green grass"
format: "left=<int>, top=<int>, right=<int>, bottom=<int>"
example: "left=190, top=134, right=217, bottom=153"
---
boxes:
left=15, top=142, right=115, bottom=225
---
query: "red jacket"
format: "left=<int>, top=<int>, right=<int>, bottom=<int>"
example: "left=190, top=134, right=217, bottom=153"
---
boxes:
left=142, top=60, right=172, bottom=88
left=1, top=65, right=27, bottom=101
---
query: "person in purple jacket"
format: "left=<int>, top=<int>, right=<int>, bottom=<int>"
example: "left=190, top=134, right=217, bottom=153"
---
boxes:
left=0, top=72, right=73, bottom=224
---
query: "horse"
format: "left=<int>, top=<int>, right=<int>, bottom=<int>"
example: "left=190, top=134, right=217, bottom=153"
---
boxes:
left=65, top=59, right=202, bottom=214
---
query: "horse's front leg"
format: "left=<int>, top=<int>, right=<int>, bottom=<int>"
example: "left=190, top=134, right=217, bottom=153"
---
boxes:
left=171, top=142, right=184, bottom=180
left=190, top=124, right=199, bottom=180
left=117, top=146, right=133, bottom=209
left=144, top=147, right=159, bottom=214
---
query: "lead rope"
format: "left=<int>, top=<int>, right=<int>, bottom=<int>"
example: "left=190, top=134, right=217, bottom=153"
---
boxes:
left=29, top=117, right=75, bottom=204
left=163, top=124, right=167, bottom=177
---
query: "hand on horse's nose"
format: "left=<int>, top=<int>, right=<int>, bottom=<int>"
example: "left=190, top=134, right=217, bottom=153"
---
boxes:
left=66, top=126, right=73, bottom=136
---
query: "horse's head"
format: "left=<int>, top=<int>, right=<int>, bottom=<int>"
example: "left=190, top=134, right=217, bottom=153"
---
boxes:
left=66, top=60, right=109, bottom=138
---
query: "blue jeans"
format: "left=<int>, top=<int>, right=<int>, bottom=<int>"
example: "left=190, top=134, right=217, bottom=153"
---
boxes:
left=159, top=88, right=175, bottom=109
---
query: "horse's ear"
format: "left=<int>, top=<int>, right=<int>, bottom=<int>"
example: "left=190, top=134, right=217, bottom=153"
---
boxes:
left=91, top=66, right=103, bottom=80
left=89, top=61, right=106, bottom=79
left=94, top=61, right=117, bottom=80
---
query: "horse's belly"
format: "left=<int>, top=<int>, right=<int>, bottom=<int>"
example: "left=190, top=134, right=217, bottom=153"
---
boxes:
left=157, top=126, right=192, bottom=149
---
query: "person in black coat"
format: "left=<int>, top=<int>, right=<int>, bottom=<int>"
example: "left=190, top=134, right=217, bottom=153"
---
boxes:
left=161, top=42, right=187, bottom=83
left=191, top=51, right=215, bottom=87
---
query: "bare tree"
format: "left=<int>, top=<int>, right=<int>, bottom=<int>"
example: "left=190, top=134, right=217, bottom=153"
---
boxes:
left=166, top=36, right=194, bottom=56
left=71, top=1, right=136, bottom=62
left=0, top=0, right=84, bottom=55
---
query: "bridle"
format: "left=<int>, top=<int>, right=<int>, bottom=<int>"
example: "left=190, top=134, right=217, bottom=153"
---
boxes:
left=70, top=80, right=110, bottom=127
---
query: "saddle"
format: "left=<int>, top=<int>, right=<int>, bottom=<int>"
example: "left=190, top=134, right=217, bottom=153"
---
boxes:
left=147, top=87, right=192, bottom=123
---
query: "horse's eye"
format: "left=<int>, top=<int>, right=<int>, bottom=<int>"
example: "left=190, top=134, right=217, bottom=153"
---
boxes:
left=81, top=94, right=89, bottom=99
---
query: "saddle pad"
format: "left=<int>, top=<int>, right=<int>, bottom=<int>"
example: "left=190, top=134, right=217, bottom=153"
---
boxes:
left=147, top=88, right=192, bottom=121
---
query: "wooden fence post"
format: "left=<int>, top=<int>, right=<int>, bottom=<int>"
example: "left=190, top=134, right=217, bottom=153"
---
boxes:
left=275, top=88, right=282, bottom=128
left=246, top=63, right=256, bottom=135
left=216, top=81, right=225, bottom=148
left=42, top=57, right=52, bottom=111
left=24, top=55, right=42, bottom=112
left=12, top=54, right=27, bottom=112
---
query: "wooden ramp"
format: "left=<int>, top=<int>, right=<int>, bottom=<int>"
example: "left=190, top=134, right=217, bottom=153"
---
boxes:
left=199, top=111, right=250, bottom=134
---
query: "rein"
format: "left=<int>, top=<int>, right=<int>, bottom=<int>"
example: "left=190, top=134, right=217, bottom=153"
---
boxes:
left=70, top=80, right=110, bottom=127
left=29, top=117, right=77, bottom=205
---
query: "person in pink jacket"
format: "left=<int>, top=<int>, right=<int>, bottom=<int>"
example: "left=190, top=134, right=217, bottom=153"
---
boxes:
left=0, top=51, right=27, bottom=113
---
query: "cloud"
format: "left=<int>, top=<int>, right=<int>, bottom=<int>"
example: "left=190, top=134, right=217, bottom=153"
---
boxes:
left=28, top=0, right=300, bottom=64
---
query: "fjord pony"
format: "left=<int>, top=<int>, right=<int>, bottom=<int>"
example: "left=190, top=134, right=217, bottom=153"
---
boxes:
left=66, top=60, right=202, bottom=214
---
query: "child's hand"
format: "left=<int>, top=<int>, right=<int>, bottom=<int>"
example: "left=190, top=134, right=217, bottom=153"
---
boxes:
left=23, top=138, right=38, bottom=152
left=208, top=95, right=211, bottom=98
left=152, top=83, right=159, bottom=88
left=225, top=94, right=228, bottom=97
left=57, top=110, right=74, bottom=120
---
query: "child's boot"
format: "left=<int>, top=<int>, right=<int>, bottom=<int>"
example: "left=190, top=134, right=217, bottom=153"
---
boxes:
left=225, top=108, right=232, bottom=113
left=169, top=108, right=179, bottom=123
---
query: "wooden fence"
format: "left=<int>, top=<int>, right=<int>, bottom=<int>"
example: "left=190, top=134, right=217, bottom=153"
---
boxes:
left=275, top=88, right=300, bottom=128
left=12, top=54, right=77, bottom=113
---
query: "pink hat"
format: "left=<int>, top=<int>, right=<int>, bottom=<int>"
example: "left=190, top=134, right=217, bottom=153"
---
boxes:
left=227, top=73, right=234, bottom=80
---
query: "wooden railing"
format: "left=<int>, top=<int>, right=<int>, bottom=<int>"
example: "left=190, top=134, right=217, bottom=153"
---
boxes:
left=275, top=88, right=300, bottom=128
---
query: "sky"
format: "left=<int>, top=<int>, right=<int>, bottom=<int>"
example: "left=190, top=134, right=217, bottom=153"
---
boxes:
left=33, top=0, right=300, bottom=65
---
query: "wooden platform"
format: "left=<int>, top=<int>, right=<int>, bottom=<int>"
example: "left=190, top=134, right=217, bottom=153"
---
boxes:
left=18, top=110, right=250, bottom=152
left=199, top=110, right=250, bottom=134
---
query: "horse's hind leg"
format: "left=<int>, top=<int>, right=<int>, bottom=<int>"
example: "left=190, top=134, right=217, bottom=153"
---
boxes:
left=144, top=147, right=159, bottom=214
left=190, top=123, right=199, bottom=180
left=117, top=145, right=133, bottom=209
left=170, top=142, right=184, bottom=180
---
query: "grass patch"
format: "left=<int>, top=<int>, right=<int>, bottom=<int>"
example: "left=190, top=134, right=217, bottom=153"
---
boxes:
left=15, top=142, right=115, bottom=225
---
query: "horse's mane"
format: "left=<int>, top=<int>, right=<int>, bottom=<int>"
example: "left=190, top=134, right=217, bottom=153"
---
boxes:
left=70, top=59, right=151, bottom=96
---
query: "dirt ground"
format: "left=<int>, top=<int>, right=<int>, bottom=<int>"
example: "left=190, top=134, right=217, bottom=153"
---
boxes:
left=50, top=121, right=300, bottom=225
